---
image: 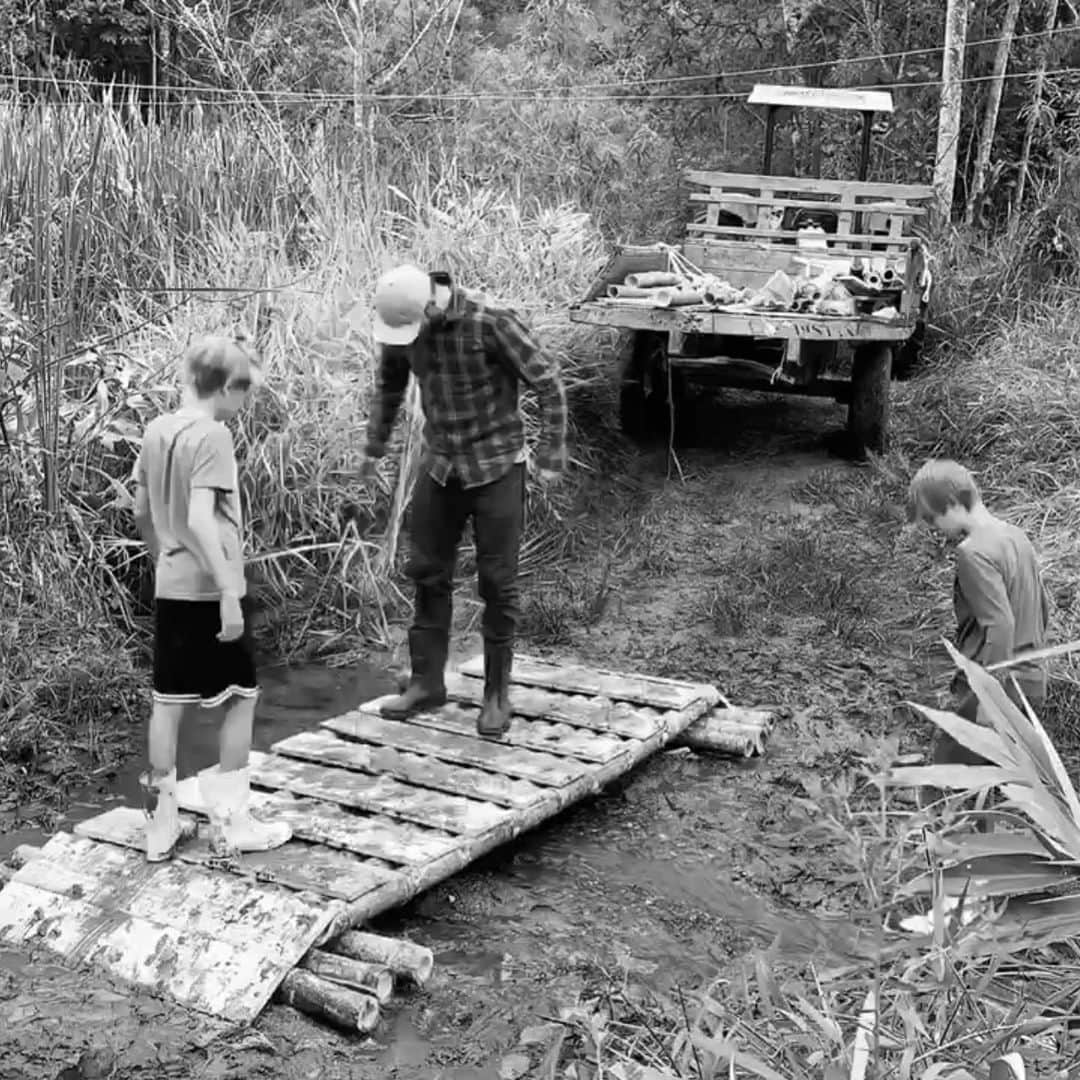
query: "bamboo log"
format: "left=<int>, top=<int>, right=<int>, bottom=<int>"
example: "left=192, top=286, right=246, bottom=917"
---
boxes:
left=606, top=284, right=655, bottom=299
left=683, top=732, right=756, bottom=757
left=673, top=708, right=775, bottom=757
left=277, top=969, right=380, bottom=1033
left=331, top=930, right=434, bottom=987
left=301, top=949, right=393, bottom=1002
left=689, top=706, right=775, bottom=730
left=624, top=271, right=682, bottom=289
left=10, top=844, right=43, bottom=867
left=652, top=287, right=703, bottom=307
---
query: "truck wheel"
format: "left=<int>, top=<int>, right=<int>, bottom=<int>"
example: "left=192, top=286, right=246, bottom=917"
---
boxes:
left=847, top=343, right=892, bottom=456
left=617, top=331, right=682, bottom=441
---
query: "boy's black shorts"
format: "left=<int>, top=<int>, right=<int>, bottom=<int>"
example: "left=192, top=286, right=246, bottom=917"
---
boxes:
left=152, top=598, right=258, bottom=708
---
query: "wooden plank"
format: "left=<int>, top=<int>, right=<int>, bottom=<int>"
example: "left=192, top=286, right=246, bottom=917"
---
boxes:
left=687, top=192, right=926, bottom=215
left=685, top=169, right=935, bottom=201
left=324, top=709, right=589, bottom=785
left=404, top=702, right=631, bottom=764
left=169, top=781, right=460, bottom=866
left=75, top=806, right=393, bottom=902
left=444, top=671, right=664, bottom=740
left=456, top=654, right=717, bottom=711
left=0, top=831, right=336, bottom=1023
left=274, top=728, right=546, bottom=810
left=244, top=752, right=512, bottom=836
left=748, top=84, right=894, bottom=114
left=685, top=223, right=913, bottom=246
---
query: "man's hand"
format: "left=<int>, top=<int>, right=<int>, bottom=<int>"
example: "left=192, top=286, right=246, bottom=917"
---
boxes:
left=218, top=592, right=245, bottom=642
left=536, top=467, right=562, bottom=487
left=339, top=456, right=379, bottom=533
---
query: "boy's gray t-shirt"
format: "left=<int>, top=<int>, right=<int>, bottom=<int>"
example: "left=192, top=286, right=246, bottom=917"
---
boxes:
left=135, top=409, right=246, bottom=601
left=954, top=518, right=1048, bottom=696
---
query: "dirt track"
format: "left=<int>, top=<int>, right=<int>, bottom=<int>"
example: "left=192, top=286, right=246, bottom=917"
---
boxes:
left=1, top=391, right=950, bottom=1080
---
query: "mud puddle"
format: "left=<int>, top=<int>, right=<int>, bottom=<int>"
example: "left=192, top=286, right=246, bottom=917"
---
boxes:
left=0, top=661, right=395, bottom=864
left=3, top=654, right=808, bottom=1079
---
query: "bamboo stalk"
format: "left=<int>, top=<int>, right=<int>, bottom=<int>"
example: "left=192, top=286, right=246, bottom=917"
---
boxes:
left=277, top=969, right=380, bottom=1033
left=606, top=284, right=655, bottom=298
left=653, top=287, right=704, bottom=307
left=625, top=271, right=682, bottom=288
left=301, top=948, right=393, bottom=1002
left=331, top=930, right=434, bottom=987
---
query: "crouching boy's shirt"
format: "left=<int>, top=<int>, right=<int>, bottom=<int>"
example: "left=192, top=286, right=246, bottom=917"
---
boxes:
left=952, top=518, right=1049, bottom=703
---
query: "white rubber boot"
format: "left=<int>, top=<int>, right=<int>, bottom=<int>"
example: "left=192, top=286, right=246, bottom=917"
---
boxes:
left=143, top=768, right=182, bottom=863
left=198, top=765, right=291, bottom=856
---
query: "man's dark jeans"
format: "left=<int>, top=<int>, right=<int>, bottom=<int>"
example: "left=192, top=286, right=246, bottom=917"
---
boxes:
left=406, top=463, right=525, bottom=647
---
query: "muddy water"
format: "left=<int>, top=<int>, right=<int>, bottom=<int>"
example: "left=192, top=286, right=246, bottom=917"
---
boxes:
left=0, top=662, right=395, bottom=862
left=2, top=661, right=786, bottom=1078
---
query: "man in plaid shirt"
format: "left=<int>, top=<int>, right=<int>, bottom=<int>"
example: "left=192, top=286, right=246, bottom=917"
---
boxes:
left=359, top=264, right=567, bottom=737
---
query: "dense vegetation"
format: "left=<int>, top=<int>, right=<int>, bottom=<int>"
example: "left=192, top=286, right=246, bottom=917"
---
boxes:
left=5, top=0, right=1080, bottom=1073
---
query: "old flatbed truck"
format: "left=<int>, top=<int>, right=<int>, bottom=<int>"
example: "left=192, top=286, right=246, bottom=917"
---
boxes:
left=569, top=84, right=934, bottom=456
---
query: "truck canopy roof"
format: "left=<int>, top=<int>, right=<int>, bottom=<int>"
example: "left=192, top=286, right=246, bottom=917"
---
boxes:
left=748, top=84, right=894, bottom=114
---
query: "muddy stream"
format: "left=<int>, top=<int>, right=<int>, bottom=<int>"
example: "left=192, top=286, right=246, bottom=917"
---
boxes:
left=3, top=417, right=899, bottom=1078
left=0, top=657, right=797, bottom=1080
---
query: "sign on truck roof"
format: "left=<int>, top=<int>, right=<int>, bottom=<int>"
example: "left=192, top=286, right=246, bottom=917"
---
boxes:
left=748, top=84, right=895, bottom=114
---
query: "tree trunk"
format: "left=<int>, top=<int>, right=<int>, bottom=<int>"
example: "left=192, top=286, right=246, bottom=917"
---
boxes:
left=1015, top=0, right=1060, bottom=212
left=933, top=0, right=970, bottom=225
left=965, top=0, right=1023, bottom=224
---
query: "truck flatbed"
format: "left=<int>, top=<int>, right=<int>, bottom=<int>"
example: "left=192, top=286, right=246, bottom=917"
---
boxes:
left=570, top=298, right=915, bottom=342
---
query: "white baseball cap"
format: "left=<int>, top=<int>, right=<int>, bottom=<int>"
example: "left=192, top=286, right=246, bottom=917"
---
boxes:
left=372, top=264, right=431, bottom=345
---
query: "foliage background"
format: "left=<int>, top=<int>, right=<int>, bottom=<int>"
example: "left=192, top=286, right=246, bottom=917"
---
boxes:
left=3, top=0, right=1080, bottom=797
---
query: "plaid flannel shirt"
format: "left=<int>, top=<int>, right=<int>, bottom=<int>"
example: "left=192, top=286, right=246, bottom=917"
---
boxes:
left=364, top=286, right=567, bottom=489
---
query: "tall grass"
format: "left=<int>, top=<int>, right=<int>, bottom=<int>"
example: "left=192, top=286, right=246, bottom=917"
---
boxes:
left=0, top=98, right=612, bottom=616
left=0, top=95, right=616, bottom=794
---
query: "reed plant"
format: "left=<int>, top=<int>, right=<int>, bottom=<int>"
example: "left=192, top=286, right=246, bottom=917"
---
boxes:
left=0, top=93, right=620, bottom=796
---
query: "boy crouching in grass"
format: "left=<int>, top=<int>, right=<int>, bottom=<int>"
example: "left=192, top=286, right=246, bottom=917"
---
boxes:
left=907, top=459, right=1050, bottom=767
left=132, top=335, right=291, bottom=862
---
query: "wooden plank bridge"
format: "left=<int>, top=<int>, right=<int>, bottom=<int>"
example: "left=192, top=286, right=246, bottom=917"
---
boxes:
left=0, top=654, right=725, bottom=1030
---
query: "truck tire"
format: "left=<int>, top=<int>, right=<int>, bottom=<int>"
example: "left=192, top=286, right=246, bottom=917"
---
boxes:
left=617, top=331, right=683, bottom=441
left=847, top=343, right=892, bottom=456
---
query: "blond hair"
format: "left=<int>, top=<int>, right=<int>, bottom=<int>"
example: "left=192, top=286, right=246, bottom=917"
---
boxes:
left=184, top=334, right=259, bottom=398
left=907, top=458, right=981, bottom=522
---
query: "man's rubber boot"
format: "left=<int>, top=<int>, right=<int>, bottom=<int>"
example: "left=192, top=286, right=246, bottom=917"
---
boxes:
left=477, top=644, right=513, bottom=739
left=143, top=768, right=183, bottom=863
left=380, top=628, right=449, bottom=720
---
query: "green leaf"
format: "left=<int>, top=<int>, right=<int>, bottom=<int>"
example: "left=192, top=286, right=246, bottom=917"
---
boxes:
left=927, top=830, right=1059, bottom=862
left=690, top=1033, right=789, bottom=1080
left=998, top=783, right=1080, bottom=860
left=884, top=764, right=1019, bottom=790
left=958, top=893, right=1080, bottom=957
left=904, top=701, right=1017, bottom=768
left=946, top=642, right=1079, bottom=816
left=902, top=851, right=1073, bottom=898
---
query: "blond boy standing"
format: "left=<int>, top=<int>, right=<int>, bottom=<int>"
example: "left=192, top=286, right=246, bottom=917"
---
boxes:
left=133, top=336, right=291, bottom=861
